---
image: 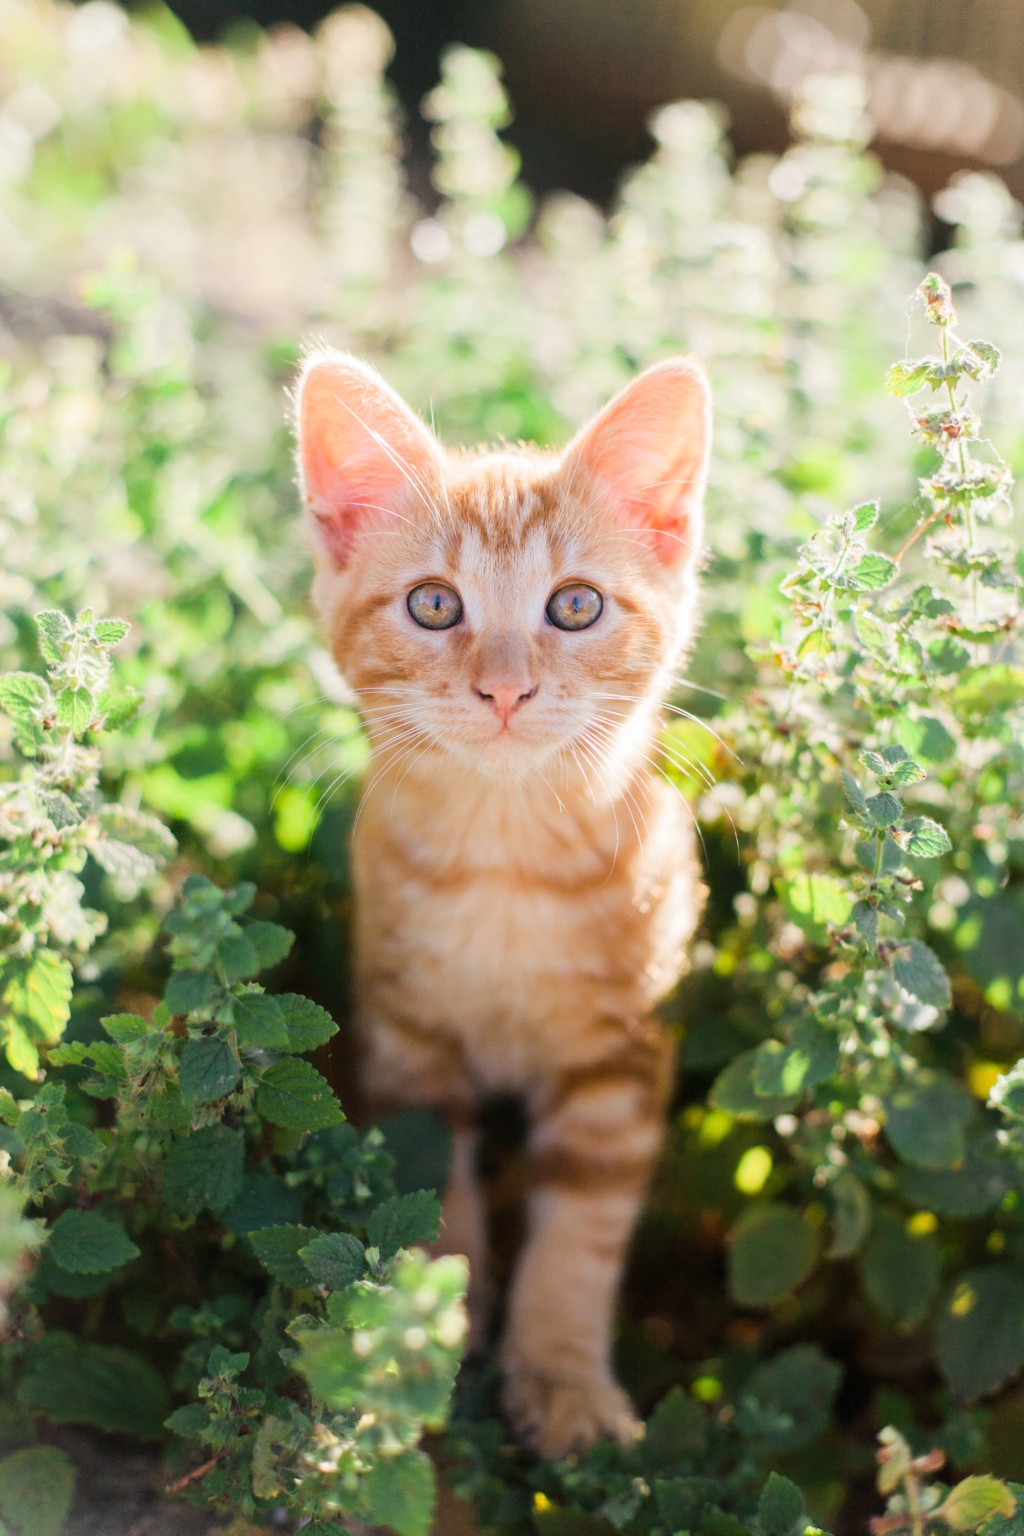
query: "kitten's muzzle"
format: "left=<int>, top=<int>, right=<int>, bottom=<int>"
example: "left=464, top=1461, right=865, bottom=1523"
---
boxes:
left=475, top=681, right=538, bottom=728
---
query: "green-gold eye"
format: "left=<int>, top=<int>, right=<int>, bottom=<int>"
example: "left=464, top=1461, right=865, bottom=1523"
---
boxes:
left=546, top=583, right=603, bottom=632
left=408, top=581, right=463, bottom=630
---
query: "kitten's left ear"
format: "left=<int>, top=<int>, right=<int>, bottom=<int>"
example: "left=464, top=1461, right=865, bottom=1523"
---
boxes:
left=566, top=359, right=711, bottom=569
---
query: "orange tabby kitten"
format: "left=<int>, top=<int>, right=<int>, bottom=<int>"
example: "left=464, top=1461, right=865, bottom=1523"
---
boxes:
left=295, top=352, right=711, bottom=1457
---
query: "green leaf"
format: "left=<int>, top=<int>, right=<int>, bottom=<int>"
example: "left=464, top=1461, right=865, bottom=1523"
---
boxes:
left=777, top=873, right=852, bottom=937
left=894, top=715, right=956, bottom=764
left=939, top=1478, right=1016, bottom=1534
left=754, top=1025, right=838, bottom=1099
left=34, top=610, right=71, bottom=663
left=727, top=1204, right=818, bottom=1308
left=217, top=932, right=261, bottom=983
left=956, top=339, right=1002, bottom=381
left=865, top=792, right=902, bottom=828
left=248, top=1224, right=316, bottom=1286
left=366, top=1449, right=436, bottom=1536
left=885, top=1073, right=974, bottom=1169
left=841, top=772, right=867, bottom=814
left=96, top=686, right=143, bottom=730
left=165, top=969, right=219, bottom=1016
left=245, top=922, right=294, bottom=970
left=255, top=1057, right=343, bottom=1132
left=277, top=994, right=339, bottom=1054
left=100, top=1012, right=148, bottom=1043
left=0, top=951, right=74, bottom=1077
left=55, top=687, right=93, bottom=736
left=0, top=671, right=49, bottom=723
left=853, top=900, right=878, bottom=950
left=937, top=1268, right=1024, bottom=1402
left=903, top=816, right=952, bottom=858
left=826, top=1170, right=872, bottom=1258
left=92, top=806, right=176, bottom=880
left=849, top=553, right=897, bottom=591
left=929, top=637, right=971, bottom=673
left=47, top=1209, right=140, bottom=1273
left=220, top=1173, right=303, bottom=1235
left=233, top=991, right=289, bottom=1050
left=380, top=1106, right=453, bottom=1195
left=899, top=1133, right=1014, bottom=1217
left=711, top=1050, right=799, bottom=1121
left=734, top=1344, right=842, bottom=1452
left=164, top=1403, right=213, bottom=1439
left=885, top=358, right=935, bottom=396
left=886, top=759, right=926, bottom=787
left=641, top=1386, right=707, bottom=1475
left=367, top=1190, right=442, bottom=1259
left=18, top=1334, right=169, bottom=1437
left=93, top=618, right=130, bottom=645
left=859, top=1207, right=939, bottom=1327
left=892, top=939, right=951, bottom=1009
left=299, top=1232, right=365, bottom=1290
left=852, top=501, right=879, bottom=532
left=179, top=1036, right=240, bottom=1105
left=162, top=1126, right=245, bottom=1215
left=654, top=1478, right=720, bottom=1533
left=0, top=1446, right=75, bottom=1536
left=757, top=1473, right=805, bottom=1536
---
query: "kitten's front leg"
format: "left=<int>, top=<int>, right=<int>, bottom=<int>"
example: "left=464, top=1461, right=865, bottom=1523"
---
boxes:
left=500, top=1040, right=672, bottom=1458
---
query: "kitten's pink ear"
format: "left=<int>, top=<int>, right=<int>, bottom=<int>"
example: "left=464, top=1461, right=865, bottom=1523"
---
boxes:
left=567, top=360, right=711, bottom=568
left=296, top=352, right=440, bottom=567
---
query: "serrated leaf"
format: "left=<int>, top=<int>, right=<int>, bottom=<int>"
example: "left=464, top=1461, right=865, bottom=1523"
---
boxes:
left=162, top=1126, right=245, bottom=1215
left=233, top=991, right=289, bottom=1049
left=852, top=501, right=880, bottom=532
left=734, top=1344, right=842, bottom=1452
left=94, top=806, right=175, bottom=879
left=899, top=1133, right=1014, bottom=1217
left=0, top=671, right=49, bottom=723
left=885, top=1073, right=974, bottom=1169
left=255, top=1058, right=343, bottom=1132
left=711, top=1049, right=799, bottom=1121
left=842, top=772, right=867, bottom=814
left=220, top=1173, right=303, bottom=1235
left=276, top=994, right=339, bottom=1053
left=758, top=1472, right=805, bottom=1536
left=853, top=900, right=878, bottom=950
left=61, top=1122, right=103, bottom=1160
left=890, top=712, right=957, bottom=761
left=55, top=686, right=94, bottom=736
left=903, top=816, right=952, bottom=858
left=248, top=1224, right=316, bottom=1286
left=165, top=969, right=219, bottom=1016
left=100, top=1012, right=148, bottom=1043
left=245, top=922, right=294, bottom=970
left=893, top=939, right=952, bottom=1008
left=217, top=932, right=261, bottom=984
left=938, top=1268, right=1024, bottom=1402
left=47, top=1209, right=139, bottom=1273
left=885, top=358, right=935, bottom=397
left=727, top=1204, right=818, bottom=1308
left=956, top=339, right=1002, bottom=381
left=96, top=686, right=143, bottom=730
left=929, top=637, right=971, bottom=673
left=164, top=1402, right=213, bottom=1439
left=938, top=1477, right=1016, bottom=1533
left=0, top=951, right=74, bottom=1077
left=93, top=618, right=130, bottom=645
left=299, top=1232, right=365, bottom=1290
left=866, top=792, right=902, bottom=828
left=179, top=1036, right=240, bottom=1105
left=850, top=553, right=897, bottom=591
left=48, top=1039, right=126, bottom=1084
left=18, top=1334, right=168, bottom=1436
left=859, top=1206, right=939, bottom=1326
left=367, top=1190, right=442, bottom=1259
left=366, top=1449, right=436, bottom=1536
left=777, top=873, right=852, bottom=936
left=35, top=610, right=71, bottom=663
left=0, top=1445, right=75, bottom=1536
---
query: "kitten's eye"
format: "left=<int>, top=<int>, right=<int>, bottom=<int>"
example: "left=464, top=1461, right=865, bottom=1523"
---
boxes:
left=546, top=583, right=603, bottom=631
left=408, top=582, right=463, bottom=630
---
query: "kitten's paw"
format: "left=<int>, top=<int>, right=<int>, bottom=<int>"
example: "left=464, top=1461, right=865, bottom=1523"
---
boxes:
left=502, top=1369, right=642, bottom=1459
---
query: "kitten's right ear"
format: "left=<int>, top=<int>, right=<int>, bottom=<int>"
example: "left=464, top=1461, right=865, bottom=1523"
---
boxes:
left=296, top=352, right=440, bottom=567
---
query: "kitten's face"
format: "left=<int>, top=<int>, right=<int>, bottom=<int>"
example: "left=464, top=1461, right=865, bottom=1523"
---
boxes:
left=297, top=357, right=711, bottom=783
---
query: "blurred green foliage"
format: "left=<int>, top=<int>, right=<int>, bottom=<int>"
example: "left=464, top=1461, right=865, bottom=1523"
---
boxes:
left=2, top=4, right=1024, bottom=1534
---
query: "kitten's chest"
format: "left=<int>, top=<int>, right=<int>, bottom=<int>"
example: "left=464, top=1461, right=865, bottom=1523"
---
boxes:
left=352, top=769, right=699, bottom=1086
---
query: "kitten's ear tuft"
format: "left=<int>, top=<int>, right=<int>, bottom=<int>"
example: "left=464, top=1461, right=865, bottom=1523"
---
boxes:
left=296, top=351, right=440, bottom=567
left=567, top=359, right=711, bottom=568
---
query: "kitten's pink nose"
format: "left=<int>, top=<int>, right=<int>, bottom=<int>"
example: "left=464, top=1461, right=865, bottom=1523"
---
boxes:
left=475, top=680, right=537, bottom=728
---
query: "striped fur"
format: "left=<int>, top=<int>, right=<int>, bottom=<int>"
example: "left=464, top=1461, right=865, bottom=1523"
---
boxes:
left=296, top=352, right=711, bottom=1457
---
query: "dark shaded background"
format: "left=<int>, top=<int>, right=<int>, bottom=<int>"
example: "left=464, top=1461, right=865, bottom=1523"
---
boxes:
left=141, top=0, right=1024, bottom=206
